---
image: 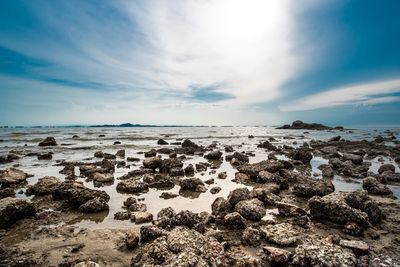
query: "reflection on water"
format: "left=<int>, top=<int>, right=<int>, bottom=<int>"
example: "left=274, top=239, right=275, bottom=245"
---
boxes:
left=0, top=126, right=399, bottom=229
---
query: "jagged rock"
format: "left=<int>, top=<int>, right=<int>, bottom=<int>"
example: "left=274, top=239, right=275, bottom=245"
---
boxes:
left=241, top=227, right=261, bottom=246
left=235, top=198, right=266, bottom=221
left=290, top=148, right=313, bottom=164
left=26, top=176, right=61, bottom=196
left=344, top=190, right=384, bottom=224
left=114, top=211, right=131, bottom=220
left=182, top=139, right=199, bottom=148
left=318, top=164, right=334, bottom=178
left=237, top=160, right=284, bottom=179
left=276, top=201, right=307, bottom=217
left=263, top=246, right=292, bottom=264
left=160, top=192, right=178, bottom=199
left=342, top=153, right=363, bottom=165
left=225, top=146, right=234, bottom=152
left=195, top=185, right=207, bottom=192
left=94, top=151, right=104, bottom=158
left=38, top=137, right=57, bottom=146
left=233, top=152, right=249, bottom=163
left=321, top=146, right=338, bottom=155
left=173, top=210, right=201, bottom=227
left=126, top=229, right=140, bottom=249
left=210, top=187, right=221, bottom=194
left=261, top=223, right=299, bottom=246
left=227, top=187, right=250, bottom=206
left=140, top=226, right=169, bottom=242
left=292, top=239, right=357, bottom=266
left=143, top=156, right=162, bottom=170
left=380, top=171, right=400, bottom=183
left=180, top=177, right=204, bottom=190
left=257, top=141, right=276, bottom=150
left=362, top=177, right=392, bottom=195
left=195, top=163, right=208, bottom=172
left=293, top=178, right=334, bottom=198
left=0, top=197, right=36, bottom=228
left=117, top=179, right=149, bottom=193
left=116, top=149, right=126, bottom=157
left=308, top=192, right=370, bottom=225
left=0, top=168, right=28, bottom=185
left=78, top=197, right=109, bottom=213
left=224, top=212, right=246, bottom=229
left=205, top=150, right=222, bottom=160
left=144, top=149, right=157, bottom=158
left=127, top=203, right=147, bottom=212
left=211, top=197, right=232, bottom=216
left=158, top=207, right=176, bottom=219
left=184, top=164, right=195, bottom=175
left=93, top=172, right=114, bottom=183
left=249, top=188, right=281, bottom=205
left=0, top=187, right=15, bottom=199
left=37, top=152, right=52, bottom=160
left=169, top=167, right=184, bottom=177
left=329, top=136, right=341, bottom=142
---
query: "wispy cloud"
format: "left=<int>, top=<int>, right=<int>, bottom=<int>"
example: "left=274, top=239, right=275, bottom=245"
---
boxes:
left=279, top=79, right=400, bottom=111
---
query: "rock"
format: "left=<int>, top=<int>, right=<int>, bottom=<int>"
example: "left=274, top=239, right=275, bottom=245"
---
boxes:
left=184, top=164, right=195, bottom=175
left=290, top=148, right=313, bottom=164
left=205, top=178, right=214, bottom=185
left=318, top=164, right=334, bottom=178
left=263, top=246, right=292, bottom=264
left=380, top=170, right=400, bottom=182
left=116, top=149, right=126, bottom=157
left=160, top=192, right=178, bottom=199
left=182, top=139, right=200, bottom=148
left=157, top=139, right=168, bottom=145
left=127, top=203, right=147, bottom=212
left=0, top=168, right=28, bottom=185
left=38, top=137, right=57, bottom=146
left=78, top=197, right=109, bottom=213
left=329, top=136, right=341, bottom=142
left=249, top=188, right=281, bottom=205
left=26, top=176, right=61, bottom=196
left=37, top=152, right=52, bottom=160
left=235, top=198, right=266, bottom=221
left=233, top=152, right=249, bottom=163
left=140, top=226, right=169, bottom=242
left=144, top=149, right=157, bottom=158
left=114, top=211, right=131, bottom=220
left=224, top=212, right=247, bottom=229
left=132, top=212, right=153, bottom=223
left=0, top=187, right=15, bottom=199
left=308, top=192, right=370, bottom=225
left=94, top=151, right=104, bottom=158
left=257, top=171, right=275, bottom=183
left=342, top=153, right=363, bottom=165
left=158, top=207, right=176, bottom=219
left=169, top=167, right=184, bottom=177
left=277, top=120, right=333, bottom=130
left=127, top=157, right=140, bottom=162
left=210, top=187, right=221, bottom=194
left=261, top=223, right=299, bottom=246
left=241, top=227, right=261, bottom=246
left=329, top=157, right=344, bottom=169
left=257, top=141, right=276, bottom=150
left=180, top=177, right=204, bottom=190
left=195, top=163, right=208, bottom=172
left=125, top=229, right=140, bottom=249
left=225, top=146, right=234, bottom=152
left=276, top=201, right=307, bottom=217
left=292, top=239, right=357, bottom=267
left=237, top=160, right=284, bottom=179
left=343, top=221, right=362, bottom=236
left=339, top=240, right=369, bottom=255
left=211, top=197, right=232, bottom=216
left=117, top=180, right=149, bottom=193
left=52, top=181, right=110, bottom=208
left=378, top=164, right=395, bottom=174
left=227, top=187, right=251, bottom=206
left=93, top=172, right=114, bottom=183
left=344, top=190, right=384, bottom=224
left=321, top=146, right=338, bottom=155
left=195, top=185, right=207, bottom=192
left=217, top=172, right=227, bottom=180
left=362, top=177, right=392, bottom=195
left=0, top=197, right=36, bottom=228
left=205, top=150, right=222, bottom=160
left=173, top=210, right=201, bottom=227
left=143, top=156, right=162, bottom=170
left=293, top=178, right=334, bottom=198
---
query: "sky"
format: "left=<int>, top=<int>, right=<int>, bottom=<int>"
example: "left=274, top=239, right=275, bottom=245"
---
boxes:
left=0, top=0, right=399, bottom=126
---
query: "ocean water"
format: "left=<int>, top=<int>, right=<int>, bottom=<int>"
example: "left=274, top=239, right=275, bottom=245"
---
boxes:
left=0, top=126, right=399, bottom=229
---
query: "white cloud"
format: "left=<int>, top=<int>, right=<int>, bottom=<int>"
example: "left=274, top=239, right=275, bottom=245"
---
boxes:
left=279, top=79, right=400, bottom=111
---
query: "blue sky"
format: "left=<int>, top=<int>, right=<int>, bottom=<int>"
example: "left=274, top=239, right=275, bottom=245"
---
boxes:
left=0, top=0, right=399, bottom=126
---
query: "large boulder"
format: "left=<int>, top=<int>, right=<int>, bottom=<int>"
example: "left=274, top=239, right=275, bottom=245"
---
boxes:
left=26, top=176, right=61, bottom=196
left=342, top=153, right=363, bottom=165
left=290, top=148, right=313, bottom=164
left=38, top=137, right=57, bottom=146
left=237, top=160, right=284, bottom=179
left=227, top=187, right=250, bottom=206
left=143, top=157, right=162, bottom=170
left=140, top=226, right=169, bottom=243
left=233, top=152, right=249, bottom=163
left=224, top=212, right=246, bottom=229
left=249, top=188, right=281, bottom=205
left=0, top=168, right=28, bottom=185
left=362, top=177, right=392, bottom=195
left=204, top=150, right=222, bottom=160
left=211, top=197, right=232, bottom=216
left=261, top=223, right=299, bottom=246
left=0, top=197, right=36, bottom=228
left=78, top=197, right=109, bottom=213
left=378, top=164, right=395, bottom=174
left=235, top=198, right=266, bottom=221
left=180, top=177, right=204, bottom=190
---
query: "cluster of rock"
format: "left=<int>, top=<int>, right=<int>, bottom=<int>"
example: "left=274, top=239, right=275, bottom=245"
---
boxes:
left=277, top=120, right=344, bottom=130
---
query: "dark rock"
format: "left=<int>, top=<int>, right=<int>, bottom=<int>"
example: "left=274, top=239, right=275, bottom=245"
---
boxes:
left=144, top=149, right=157, bottom=158
left=184, top=164, right=195, bottom=175
left=293, top=178, right=334, bottom=198
left=117, top=180, right=149, bottom=193
left=210, top=187, right=221, bottom=194
left=342, top=153, right=363, bottom=165
left=290, top=148, right=313, bottom=164
left=241, top=227, right=261, bottom=246
left=140, top=226, right=169, bottom=242
left=233, top=152, right=249, bottom=163
left=235, top=198, right=266, bottom=221
left=277, top=120, right=333, bottom=130
left=204, top=150, right=222, bottom=160
left=26, top=176, right=61, bottom=196
left=0, top=187, right=15, bottom=199
left=182, top=139, right=199, bottom=148
left=249, top=188, right=281, bottom=205
left=211, top=197, right=232, bottom=216
left=180, top=177, right=204, bottom=190
left=380, top=170, right=400, bottom=182
left=261, top=223, right=299, bottom=246
left=237, top=160, right=284, bottom=179
left=227, top=187, right=250, bottom=206
left=78, top=197, right=109, bottom=213
left=225, top=146, right=234, bottom=152
left=276, top=201, right=307, bottom=217
left=157, top=139, right=168, bottom=145
left=160, top=192, right=178, bottom=199
left=157, top=148, right=174, bottom=154
left=125, top=229, right=139, bottom=249
left=263, top=246, right=292, bottom=264
left=116, top=149, right=126, bottom=158
left=378, top=164, right=395, bottom=174
left=0, top=197, right=36, bottom=228
left=38, top=137, right=57, bottom=146
left=173, top=210, right=201, bottom=227
left=0, top=168, right=28, bottom=185
left=169, top=167, right=184, bottom=177
left=94, top=151, right=104, bottom=158
left=339, top=240, right=369, bottom=255
left=158, top=207, right=176, bottom=219
left=224, top=212, right=246, bottom=229
left=37, top=152, right=52, bottom=160
left=195, top=163, right=208, bottom=172
left=127, top=157, right=140, bottom=162
left=362, top=177, right=392, bottom=195
left=114, top=211, right=131, bottom=220
left=143, top=156, right=162, bottom=170
left=131, top=212, right=153, bottom=223
left=329, top=136, right=341, bottom=142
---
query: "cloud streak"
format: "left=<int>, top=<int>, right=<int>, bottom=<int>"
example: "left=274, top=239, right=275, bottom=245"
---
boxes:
left=279, top=79, right=400, bottom=111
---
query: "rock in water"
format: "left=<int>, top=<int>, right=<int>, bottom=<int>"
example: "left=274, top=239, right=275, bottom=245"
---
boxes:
left=235, top=198, right=266, bottom=221
left=0, top=168, right=28, bottom=185
left=0, top=197, right=36, bottom=228
left=38, top=136, right=57, bottom=146
left=125, top=229, right=139, bottom=249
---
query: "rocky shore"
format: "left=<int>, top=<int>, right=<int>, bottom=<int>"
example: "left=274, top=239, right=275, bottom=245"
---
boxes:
left=0, top=123, right=400, bottom=266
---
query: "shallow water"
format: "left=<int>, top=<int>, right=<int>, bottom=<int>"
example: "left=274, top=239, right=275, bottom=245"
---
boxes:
left=1, top=126, right=399, bottom=229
